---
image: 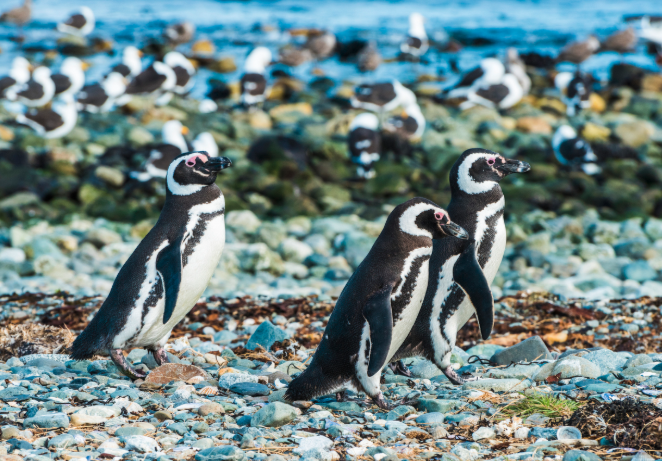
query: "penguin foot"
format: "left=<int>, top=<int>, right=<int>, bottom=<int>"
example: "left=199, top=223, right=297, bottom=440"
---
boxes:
left=110, top=349, right=147, bottom=380
left=336, top=390, right=347, bottom=402
left=389, top=360, right=412, bottom=377
left=153, top=347, right=170, bottom=366
left=372, top=392, right=390, bottom=410
left=442, top=366, right=465, bottom=385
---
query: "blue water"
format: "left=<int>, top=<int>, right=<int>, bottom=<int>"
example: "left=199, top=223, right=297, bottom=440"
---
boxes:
left=0, top=0, right=660, bottom=97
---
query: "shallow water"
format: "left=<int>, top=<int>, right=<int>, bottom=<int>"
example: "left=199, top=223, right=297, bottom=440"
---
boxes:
left=0, top=0, right=660, bottom=97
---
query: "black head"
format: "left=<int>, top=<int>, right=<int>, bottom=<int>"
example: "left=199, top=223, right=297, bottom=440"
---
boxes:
left=167, top=151, right=231, bottom=196
left=393, top=197, right=469, bottom=241
left=451, top=148, right=530, bottom=195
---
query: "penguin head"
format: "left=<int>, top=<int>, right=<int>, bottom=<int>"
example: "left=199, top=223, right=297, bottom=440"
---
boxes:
left=166, top=151, right=232, bottom=196
left=453, top=148, right=530, bottom=195
left=395, top=197, right=468, bottom=240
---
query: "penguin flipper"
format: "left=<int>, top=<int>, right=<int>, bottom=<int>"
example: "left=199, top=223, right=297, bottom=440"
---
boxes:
left=156, top=239, right=183, bottom=324
left=453, top=243, right=494, bottom=340
left=364, top=284, right=393, bottom=377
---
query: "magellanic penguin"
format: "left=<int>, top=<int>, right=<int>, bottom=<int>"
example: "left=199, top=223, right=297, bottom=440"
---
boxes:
left=391, top=149, right=530, bottom=384
left=71, top=151, right=232, bottom=379
left=285, top=197, right=469, bottom=408
left=348, top=112, right=381, bottom=180
left=400, top=12, right=428, bottom=58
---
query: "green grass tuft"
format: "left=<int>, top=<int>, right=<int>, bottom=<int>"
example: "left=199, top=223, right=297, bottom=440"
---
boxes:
left=500, top=393, right=583, bottom=419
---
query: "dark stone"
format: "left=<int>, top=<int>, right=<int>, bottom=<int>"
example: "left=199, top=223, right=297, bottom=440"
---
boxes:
left=236, top=415, right=252, bottom=427
left=245, top=321, right=288, bottom=351
left=490, top=336, right=552, bottom=365
left=229, top=382, right=271, bottom=396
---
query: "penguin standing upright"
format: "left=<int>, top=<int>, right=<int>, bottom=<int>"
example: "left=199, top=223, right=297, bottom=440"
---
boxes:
left=285, top=198, right=468, bottom=408
left=391, top=149, right=530, bottom=383
left=71, top=151, right=232, bottom=379
left=348, top=112, right=381, bottom=179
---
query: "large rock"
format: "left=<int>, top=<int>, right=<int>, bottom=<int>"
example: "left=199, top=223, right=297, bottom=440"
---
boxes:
left=196, top=446, right=246, bottom=461
left=218, top=373, right=259, bottom=389
left=251, top=402, right=298, bottom=427
left=552, top=357, right=601, bottom=379
left=485, top=364, right=540, bottom=380
left=23, top=413, right=69, bottom=429
left=490, top=336, right=552, bottom=365
left=580, top=349, right=628, bottom=374
left=246, top=321, right=288, bottom=351
left=278, top=238, right=313, bottom=263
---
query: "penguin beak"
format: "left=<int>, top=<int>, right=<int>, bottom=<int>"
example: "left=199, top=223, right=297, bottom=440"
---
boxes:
left=498, top=158, right=531, bottom=175
left=441, top=221, right=469, bottom=240
left=204, top=156, right=232, bottom=172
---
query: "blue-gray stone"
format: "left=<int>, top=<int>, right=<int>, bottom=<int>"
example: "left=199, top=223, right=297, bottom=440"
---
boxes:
left=417, top=399, right=459, bottom=413
left=66, top=360, right=91, bottom=372
left=236, top=415, right=252, bottom=427
left=213, top=330, right=238, bottom=345
left=444, top=413, right=476, bottom=424
left=24, top=358, right=64, bottom=369
left=23, top=413, right=69, bottom=429
left=47, top=433, right=75, bottom=449
left=246, top=321, right=288, bottom=351
left=378, top=429, right=402, bottom=443
left=168, top=422, right=188, bottom=435
left=563, top=450, right=602, bottom=461
left=115, top=427, right=152, bottom=437
left=111, top=389, right=140, bottom=400
left=196, top=446, right=247, bottom=461
left=0, top=386, right=35, bottom=401
left=192, top=421, right=210, bottom=434
left=530, top=427, right=558, bottom=440
left=623, top=261, right=656, bottom=281
left=230, top=382, right=270, bottom=396
left=324, top=401, right=362, bottom=412
left=416, top=412, right=445, bottom=424
left=7, top=438, right=32, bottom=450
left=141, top=352, right=181, bottom=370
left=5, top=358, right=23, bottom=367
left=491, top=336, right=552, bottom=365
left=581, top=349, right=628, bottom=375
left=465, top=344, right=505, bottom=359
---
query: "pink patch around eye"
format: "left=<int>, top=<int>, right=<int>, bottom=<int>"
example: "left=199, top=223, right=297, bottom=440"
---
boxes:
left=185, top=153, right=208, bottom=167
left=434, top=211, right=446, bottom=221
left=487, top=157, right=496, bottom=165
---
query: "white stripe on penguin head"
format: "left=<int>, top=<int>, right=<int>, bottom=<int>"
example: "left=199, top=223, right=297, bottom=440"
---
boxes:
left=457, top=152, right=501, bottom=195
left=399, top=202, right=444, bottom=238
left=166, top=153, right=205, bottom=196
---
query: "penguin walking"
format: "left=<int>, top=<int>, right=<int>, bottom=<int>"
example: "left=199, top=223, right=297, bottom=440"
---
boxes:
left=71, top=151, right=232, bottom=379
left=554, top=70, right=592, bottom=116
left=391, top=149, right=530, bottom=384
left=552, top=125, right=600, bottom=175
left=285, top=198, right=468, bottom=408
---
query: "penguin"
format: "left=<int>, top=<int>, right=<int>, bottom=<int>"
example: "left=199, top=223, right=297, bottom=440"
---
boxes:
left=164, top=51, right=196, bottom=95
left=552, top=125, right=600, bottom=175
left=77, top=72, right=127, bottom=113
left=348, top=112, right=381, bottom=179
left=240, top=47, right=272, bottom=107
left=285, top=197, right=468, bottom=408
left=461, top=73, right=524, bottom=110
left=505, top=48, right=531, bottom=95
left=125, top=61, right=176, bottom=97
left=383, top=103, right=426, bottom=141
left=107, top=46, right=143, bottom=80
left=390, top=149, right=530, bottom=384
left=445, top=58, right=505, bottom=96
left=400, top=12, right=428, bottom=58
left=51, top=57, right=87, bottom=98
left=16, top=94, right=77, bottom=139
left=0, top=57, right=30, bottom=100
left=130, top=120, right=190, bottom=182
left=8, top=67, right=55, bottom=107
left=351, top=80, right=417, bottom=114
left=57, top=6, right=95, bottom=37
left=554, top=70, right=592, bottom=116
left=71, top=151, right=232, bottom=379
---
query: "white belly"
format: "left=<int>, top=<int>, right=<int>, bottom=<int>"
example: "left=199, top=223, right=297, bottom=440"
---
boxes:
left=114, top=196, right=227, bottom=349
left=387, top=258, right=430, bottom=363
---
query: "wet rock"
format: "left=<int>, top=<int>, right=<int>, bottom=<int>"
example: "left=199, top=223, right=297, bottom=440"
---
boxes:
left=23, top=413, right=69, bottom=429
left=552, top=357, right=601, bottom=379
left=490, top=336, right=552, bottom=365
left=246, top=321, right=288, bottom=351
left=251, top=402, right=297, bottom=427
left=229, top=382, right=271, bottom=396
left=472, top=426, right=496, bottom=441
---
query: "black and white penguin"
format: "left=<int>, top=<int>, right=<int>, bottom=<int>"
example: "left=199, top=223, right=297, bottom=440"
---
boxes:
left=348, top=112, right=381, bottom=179
left=57, top=6, right=95, bottom=37
left=71, top=151, right=232, bottom=378
left=400, top=12, right=428, bottom=58
left=8, top=67, right=55, bottom=107
left=555, top=70, right=592, bottom=116
left=552, top=125, right=600, bottom=175
left=391, top=149, right=530, bottom=384
left=107, top=46, right=143, bottom=80
left=131, top=120, right=190, bottom=182
left=164, top=51, right=196, bottom=95
left=383, top=103, right=426, bottom=140
left=285, top=197, right=468, bottom=408
left=461, top=73, right=524, bottom=110
left=351, top=80, right=417, bottom=113
left=52, top=57, right=86, bottom=98
left=16, top=94, right=77, bottom=139
left=445, top=58, right=505, bottom=96
left=240, top=47, right=272, bottom=107
left=0, top=57, right=30, bottom=99
left=191, top=132, right=218, bottom=158
left=505, top=48, right=531, bottom=95
left=125, top=61, right=176, bottom=97
left=77, top=72, right=126, bottom=113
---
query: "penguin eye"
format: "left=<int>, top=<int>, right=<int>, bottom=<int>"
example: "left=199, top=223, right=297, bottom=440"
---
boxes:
left=434, top=211, right=447, bottom=223
left=185, top=159, right=196, bottom=167
left=487, top=157, right=495, bottom=166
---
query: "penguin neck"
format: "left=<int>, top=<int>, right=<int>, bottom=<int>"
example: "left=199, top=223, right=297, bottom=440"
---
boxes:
left=448, top=183, right=504, bottom=235
left=163, top=184, right=223, bottom=213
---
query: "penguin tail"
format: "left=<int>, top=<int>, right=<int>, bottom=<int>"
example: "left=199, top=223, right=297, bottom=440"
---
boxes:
left=284, top=362, right=346, bottom=402
left=69, top=320, right=110, bottom=361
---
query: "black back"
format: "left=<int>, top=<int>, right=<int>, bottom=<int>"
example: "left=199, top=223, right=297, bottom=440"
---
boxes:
left=126, top=65, right=166, bottom=95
